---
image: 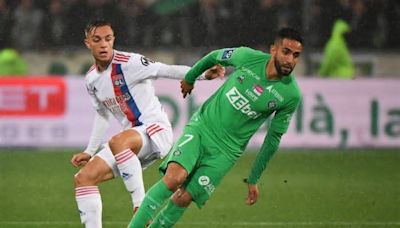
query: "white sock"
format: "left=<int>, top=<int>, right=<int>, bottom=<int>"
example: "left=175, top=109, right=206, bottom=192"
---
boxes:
left=75, top=186, right=102, bottom=228
left=114, top=149, right=145, bottom=208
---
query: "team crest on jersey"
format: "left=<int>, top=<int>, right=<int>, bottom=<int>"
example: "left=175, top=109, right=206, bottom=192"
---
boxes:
left=198, top=176, right=215, bottom=195
left=113, top=74, right=125, bottom=86
left=221, top=49, right=234, bottom=60
left=198, top=176, right=210, bottom=186
left=140, top=56, right=154, bottom=66
left=267, top=100, right=277, bottom=110
left=173, top=148, right=181, bottom=156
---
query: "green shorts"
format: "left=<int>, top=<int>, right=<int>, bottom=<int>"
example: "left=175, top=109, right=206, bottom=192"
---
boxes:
left=159, top=124, right=235, bottom=208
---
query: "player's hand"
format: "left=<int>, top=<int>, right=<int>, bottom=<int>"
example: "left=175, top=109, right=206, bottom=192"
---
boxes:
left=246, top=183, right=259, bottom=205
left=205, top=64, right=225, bottom=80
left=71, top=152, right=91, bottom=167
left=180, top=80, right=194, bottom=98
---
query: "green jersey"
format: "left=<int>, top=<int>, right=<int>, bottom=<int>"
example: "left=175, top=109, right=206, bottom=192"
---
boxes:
left=185, top=47, right=301, bottom=184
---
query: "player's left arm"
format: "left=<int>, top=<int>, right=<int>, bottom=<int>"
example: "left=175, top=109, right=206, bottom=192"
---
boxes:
left=245, top=96, right=301, bottom=204
left=245, top=129, right=283, bottom=205
left=184, top=47, right=249, bottom=85
left=181, top=47, right=248, bottom=98
left=133, top=55, right=224, bottom=81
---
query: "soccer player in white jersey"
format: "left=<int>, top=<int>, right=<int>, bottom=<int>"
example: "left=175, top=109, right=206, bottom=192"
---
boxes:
left=70, top=19, right=224, bottom=228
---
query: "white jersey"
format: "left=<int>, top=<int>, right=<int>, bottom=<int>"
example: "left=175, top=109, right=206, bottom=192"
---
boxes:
left=84, top=50, right=201, bottom=155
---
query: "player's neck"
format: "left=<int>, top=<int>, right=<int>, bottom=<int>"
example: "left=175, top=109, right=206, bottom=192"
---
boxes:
left=96, top=59, right=112, bottom=72
left=266, top=60, right=282, bottom=81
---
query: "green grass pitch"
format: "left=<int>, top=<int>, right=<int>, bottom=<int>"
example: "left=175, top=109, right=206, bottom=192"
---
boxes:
left=0, top=149, right=399, bottom=227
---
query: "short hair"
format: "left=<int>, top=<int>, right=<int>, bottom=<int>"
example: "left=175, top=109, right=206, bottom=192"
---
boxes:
left=275, top=27, right=303, bottom=45
left=84, top=19, right=113, bottom=37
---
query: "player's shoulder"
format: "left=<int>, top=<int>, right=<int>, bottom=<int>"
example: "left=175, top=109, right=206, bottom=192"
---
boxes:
left=112, top=49, right=154, bottom=68
left=284, top=75, right=302, bottom=101
left=112, top=50, right=135, bottom=64
left=84, top=64, right=98, bottom=82
left=220, top=46, right=267, bottom=62
left=235, top=46, right=266, bottom=57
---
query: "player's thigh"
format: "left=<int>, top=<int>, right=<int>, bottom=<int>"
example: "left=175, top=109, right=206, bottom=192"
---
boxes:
left=145, top=123, right=173, bottom=159
left=110, top=125, right=160, bottom=170
left=159, top=126, right=203, bottom=176
left=134, top=124, right=162, bottom=169
left=184, top=152, right=235, bottom=208
left=76, top=156, right=114, bottom=184
left=109, top=128, right=143, bottom=154
left=94, top=144, right=121, bottom=178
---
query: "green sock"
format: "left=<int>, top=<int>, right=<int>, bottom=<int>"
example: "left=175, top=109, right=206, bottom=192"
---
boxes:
left=149, top=200, right=187, bottom=228
left=128, top=180, right=173, bottom=228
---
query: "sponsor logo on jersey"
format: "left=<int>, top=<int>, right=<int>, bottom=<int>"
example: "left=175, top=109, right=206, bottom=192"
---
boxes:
left=245, top=89, right=258, bottom=102
left=198, top=175, right=215, bottom=195
left=266, top=85, right=284, bottom=102
left=103, top=93, right=130, bottom=107
left=253, top=84, right=263, bottom=96
left=241, top=67, right=260, bottom=80
left=221, top=49, right=234, bottom=60
left=148, top=204, right=157, bottom=211
left=226, top=87, right=262, bottom=119
left=121, top=172, right=132, bottom=181
left=236, top=75, right=245, bottom=84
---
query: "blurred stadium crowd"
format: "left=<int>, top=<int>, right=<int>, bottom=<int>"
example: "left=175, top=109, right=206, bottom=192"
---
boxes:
left=0, top=0, right=399, bottom=51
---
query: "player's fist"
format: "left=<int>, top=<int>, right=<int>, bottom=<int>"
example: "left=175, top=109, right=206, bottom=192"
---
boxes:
left=205, top=64, right=225, bottom=80
left=180, top=80, right=194, bottom=98
left=71, top=152, right=91, bottom=167
left=246, top=183, right=259, bottom=205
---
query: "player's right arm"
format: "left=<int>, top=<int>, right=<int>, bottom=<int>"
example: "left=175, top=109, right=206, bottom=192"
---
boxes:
left=70, top=84, right=110, bottom=167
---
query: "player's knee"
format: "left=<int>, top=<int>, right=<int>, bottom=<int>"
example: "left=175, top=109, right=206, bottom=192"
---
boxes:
left=172, top=189, right=192, bottom=207
left=108, top=134, right=125, bottom=153
left=74, top=170, right=98, bottom=187
left=163, top=163, right=188, bottom=191
left=109, top=131, right=141, bottom=154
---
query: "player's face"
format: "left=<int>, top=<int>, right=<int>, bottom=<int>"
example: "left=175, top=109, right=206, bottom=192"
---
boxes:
left=84, top=25, right=115, bottom=64
left=271, top=38, right=302, bottom=76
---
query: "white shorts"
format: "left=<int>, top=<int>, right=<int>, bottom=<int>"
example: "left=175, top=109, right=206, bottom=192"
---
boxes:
left=95, top=123, right=173, bottom=177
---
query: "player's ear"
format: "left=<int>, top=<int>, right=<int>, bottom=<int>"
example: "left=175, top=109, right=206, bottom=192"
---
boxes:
left=270, top=44, right=276, bottom=55
left=84, top=38, right=90, bottom=49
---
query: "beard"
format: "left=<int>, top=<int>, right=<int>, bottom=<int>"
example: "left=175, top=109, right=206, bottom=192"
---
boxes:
left=274, top=57, right=293, bottom=76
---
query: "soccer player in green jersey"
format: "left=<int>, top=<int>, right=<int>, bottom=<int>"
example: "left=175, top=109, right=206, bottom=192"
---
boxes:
left=129, top=27, right=303, bottom=227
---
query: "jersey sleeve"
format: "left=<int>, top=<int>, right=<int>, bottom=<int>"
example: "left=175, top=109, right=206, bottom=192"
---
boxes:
left=184, top=47, right=251, bottom=84
left=86, top=83, right=105, bottom=112
left=84, top=111, right=110, bottom=156
left=151, top=63, right=193, bottom=80
left=83, top=82, right=110, bottom=156
left=246, top=129, right=282, bottom=184
left=269, top=94, right=301, bottom=134
left=245, top=95, right=301, bottom=183
left=126, top=54, right=208, bottom=81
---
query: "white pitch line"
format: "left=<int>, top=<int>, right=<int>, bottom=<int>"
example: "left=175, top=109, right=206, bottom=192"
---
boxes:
left=1, top=221, right=400, bottom=226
